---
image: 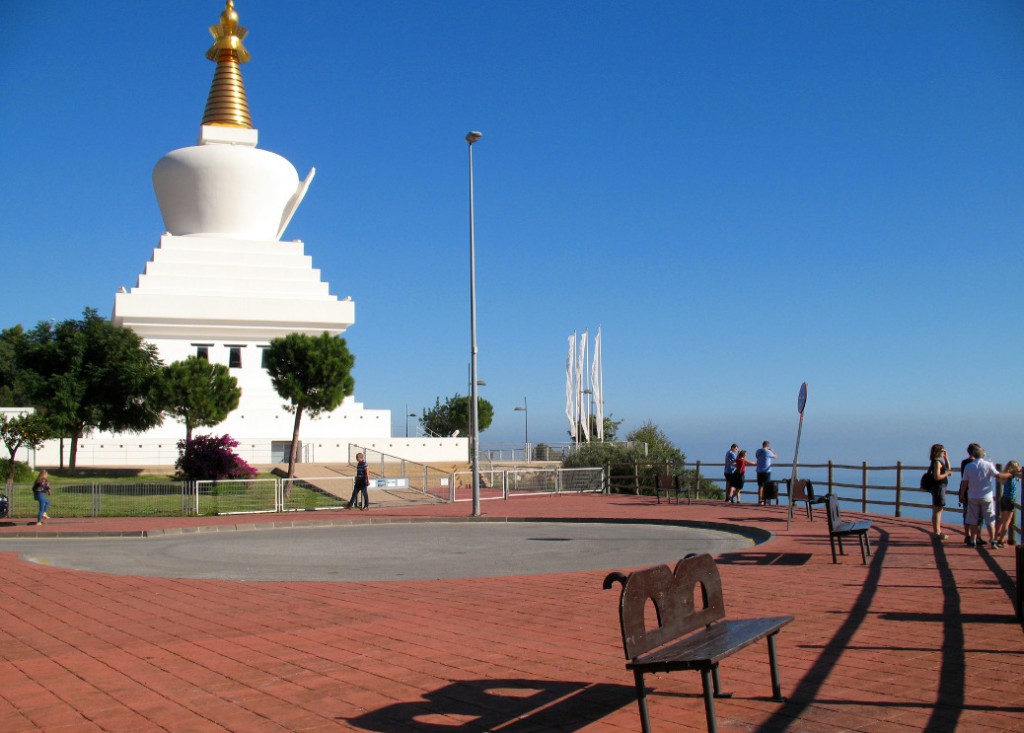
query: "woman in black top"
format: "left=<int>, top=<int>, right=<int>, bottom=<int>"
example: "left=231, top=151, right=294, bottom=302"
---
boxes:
left=928, top=444, right=952, bottom=540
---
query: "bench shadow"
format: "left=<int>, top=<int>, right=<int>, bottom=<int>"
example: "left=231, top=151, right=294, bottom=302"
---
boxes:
left=716, top=552, right=813, bottom=566
left=343, top=679, right=634, bottom=732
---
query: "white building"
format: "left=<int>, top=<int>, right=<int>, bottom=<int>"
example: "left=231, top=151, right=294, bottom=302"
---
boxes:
left=34, top=1, right=465, bottom=468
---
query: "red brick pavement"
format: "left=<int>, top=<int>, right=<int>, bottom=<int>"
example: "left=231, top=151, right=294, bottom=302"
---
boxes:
left=0, top=496, right=1020, bottom=732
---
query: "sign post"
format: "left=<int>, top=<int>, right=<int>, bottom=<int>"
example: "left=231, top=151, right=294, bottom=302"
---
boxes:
left=787, top=382, right=808, bottom=531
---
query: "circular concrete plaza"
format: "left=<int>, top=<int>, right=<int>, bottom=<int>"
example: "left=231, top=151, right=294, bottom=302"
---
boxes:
left=0, top=520, right=764, bottom=581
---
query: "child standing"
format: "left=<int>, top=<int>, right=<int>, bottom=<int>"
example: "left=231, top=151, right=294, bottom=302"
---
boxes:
left=994, top=460, right=1019, bottom=549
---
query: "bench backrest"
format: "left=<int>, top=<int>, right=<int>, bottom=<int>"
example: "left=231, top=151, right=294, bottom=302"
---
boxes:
left=825, top=494, right=842, bottom=530
left=791, top=479, right=811, bottom=502
left=608, top=554, right=725, bottom=659
left=654, top=474, right=677, bottom=491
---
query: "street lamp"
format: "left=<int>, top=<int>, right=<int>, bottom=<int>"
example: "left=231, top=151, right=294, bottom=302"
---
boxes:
left=514, top=397, right=529, bottom=461
left=405, top=405, right=417, bottom=438
left=466, top=130, right=483, bottom=517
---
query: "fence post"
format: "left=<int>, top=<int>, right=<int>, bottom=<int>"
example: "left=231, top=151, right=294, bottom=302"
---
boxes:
left=861, top=461, right=868, bottom=513
left=895, top=461, right=903, bottom=518
left=634, top=460, right=640, bottom=495
left=828, top=460, right=834, bottom=495
left=694, top=460, right=701, bottom=500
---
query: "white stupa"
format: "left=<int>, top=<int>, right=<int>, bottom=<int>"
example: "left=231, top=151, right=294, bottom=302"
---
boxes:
left=101, top=0, right=390, bottom=465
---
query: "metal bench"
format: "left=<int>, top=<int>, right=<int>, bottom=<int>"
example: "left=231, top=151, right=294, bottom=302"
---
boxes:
left=824, top=494, right=872, bottom=564
left=654, top=474, right=686, bottom=505
left=603, top=554, right=793, bottom=733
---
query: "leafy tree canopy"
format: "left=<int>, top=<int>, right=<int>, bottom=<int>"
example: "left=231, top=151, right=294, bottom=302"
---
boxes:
left=420, top=393, right=493, bottom=438
left=265, top=332, right=355, bottom=477
left=158, top=357, right=241, bottom=441
left=563, top=420, right=686, bottom=469
left=21, top=308, right=163, bottom=469
left=0, top=326, right=31, bottom=406
left=0, top=412, right=50, bottom=483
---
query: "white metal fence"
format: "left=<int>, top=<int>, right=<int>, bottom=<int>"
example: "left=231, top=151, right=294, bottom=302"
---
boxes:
left=450, top=466, right=605, bottom=502
left=2, top=466, right=606, bottom=518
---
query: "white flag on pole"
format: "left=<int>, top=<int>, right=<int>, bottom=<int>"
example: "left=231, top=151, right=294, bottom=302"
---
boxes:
left=578, top=330, right=589, bottom=442
left=566, top=333, right=577, bottom=439
left=592, top=327, right=603, bottom=441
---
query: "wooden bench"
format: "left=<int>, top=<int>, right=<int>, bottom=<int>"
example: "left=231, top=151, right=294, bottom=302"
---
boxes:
left=825, top=494, right=872, bottom=564
left=603, top=554, right=793, bottom=733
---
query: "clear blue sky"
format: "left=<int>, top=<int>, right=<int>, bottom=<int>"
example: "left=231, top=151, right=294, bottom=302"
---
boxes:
left=2, top=1, right=1022, bottom=466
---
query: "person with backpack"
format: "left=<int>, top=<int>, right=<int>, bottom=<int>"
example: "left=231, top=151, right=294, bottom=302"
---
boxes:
left=924, top=444, right=953, bottom=540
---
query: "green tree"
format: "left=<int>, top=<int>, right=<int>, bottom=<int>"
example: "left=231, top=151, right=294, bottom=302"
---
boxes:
left=264, top=332, right=355, bottom=478
left=420, top=393, right=494, bottom=438
left=627, top=421, right=685, bottom=465
left=158, top=357, right=241, bottom=442
left=0, top=412, right=50, bottom=484
left=22, top=308, right=164, bottom=469
left=0, top=326, right=32, bottom=406
left=571, top=413, right=623, bottom=442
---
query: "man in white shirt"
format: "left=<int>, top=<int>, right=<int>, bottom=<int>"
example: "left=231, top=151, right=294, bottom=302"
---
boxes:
left=961, top=445, right=1016, bottom=549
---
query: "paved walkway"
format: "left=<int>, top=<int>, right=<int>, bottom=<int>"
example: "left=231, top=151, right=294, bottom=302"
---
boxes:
left=0, top=496, right=1020, bottom=732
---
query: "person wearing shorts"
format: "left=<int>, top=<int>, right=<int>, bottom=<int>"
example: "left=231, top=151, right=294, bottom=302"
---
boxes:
left=995, top=461, right=1019, bottom=548
left=755, top=441, right=777, bottom=505
left=724, top=444, right=739, bottom=503
left=961, top=445, right=1016, bottom=549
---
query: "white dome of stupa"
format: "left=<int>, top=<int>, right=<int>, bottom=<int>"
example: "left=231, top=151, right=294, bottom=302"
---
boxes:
left=152, top=0, right=311, bottom=242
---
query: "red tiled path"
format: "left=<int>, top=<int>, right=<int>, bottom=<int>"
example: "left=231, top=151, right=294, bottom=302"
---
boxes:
left=0, top=496, right=1020, bottom=732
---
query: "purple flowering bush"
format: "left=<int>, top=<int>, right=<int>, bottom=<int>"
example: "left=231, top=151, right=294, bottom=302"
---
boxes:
left=175, top=434, right=258, bottom=481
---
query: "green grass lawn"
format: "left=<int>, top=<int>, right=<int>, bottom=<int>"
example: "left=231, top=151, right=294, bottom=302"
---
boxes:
left=4, top=474, right=343, bottom=518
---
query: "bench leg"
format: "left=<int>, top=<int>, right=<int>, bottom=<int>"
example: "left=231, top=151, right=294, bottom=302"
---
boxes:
left=700, top=667, right=719, bottom=733
left=767, top=632, right=786, bottom=702
left=633, top=669, right=653, bottom=733
left=711, top=663, right=732, bottom=698
left=829, top=534, right=838, bottom=564
left=859, top=533, right=870, bottom=564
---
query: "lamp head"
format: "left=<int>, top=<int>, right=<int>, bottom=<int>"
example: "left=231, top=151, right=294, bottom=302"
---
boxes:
left=466, top=131, right=483, bottom=144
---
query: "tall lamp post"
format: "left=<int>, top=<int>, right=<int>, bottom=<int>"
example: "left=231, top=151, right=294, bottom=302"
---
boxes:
left=514, top=397, right=529, bottom=461
left=405, top=405, right=417, bottom=438
left=466, top=131, right=483, bottom=516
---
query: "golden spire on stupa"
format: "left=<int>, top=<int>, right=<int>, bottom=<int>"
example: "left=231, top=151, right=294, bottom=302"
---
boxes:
left=202, top=0, right=253, bottom=128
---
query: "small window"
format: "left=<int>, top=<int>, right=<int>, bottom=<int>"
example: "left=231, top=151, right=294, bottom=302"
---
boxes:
left=196, top=346, right=209, bottom=361
left=229, top=347, right=242, bottom=369
left=261, top=347, right=270, bottom=369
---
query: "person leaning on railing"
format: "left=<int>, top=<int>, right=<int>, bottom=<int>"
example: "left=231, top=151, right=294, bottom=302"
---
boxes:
left=961, top=445, right=1018, bottom=549
left=995, top=461, right=1020, bottom=548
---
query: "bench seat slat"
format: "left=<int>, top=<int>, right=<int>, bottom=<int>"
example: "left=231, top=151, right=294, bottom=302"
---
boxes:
left=833, top=520, right=871, bottom=534
left=627, top=616, right=793, bottom=671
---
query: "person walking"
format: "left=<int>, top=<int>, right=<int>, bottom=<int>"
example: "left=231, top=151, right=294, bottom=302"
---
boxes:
left=961, top=445, right=1017, bottom=549
left=32, top=469, right=51, bottom=526
left=755, top=441, right=777, bottom=505
left=346, top=453, right=370, bottom=510
left=994, top=460, right=1019, bottom=548
left=927, top=444, right=953, bottom=540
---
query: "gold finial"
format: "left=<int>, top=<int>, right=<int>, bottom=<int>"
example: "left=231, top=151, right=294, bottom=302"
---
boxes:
left=202, top=0, right=253, bottom=128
